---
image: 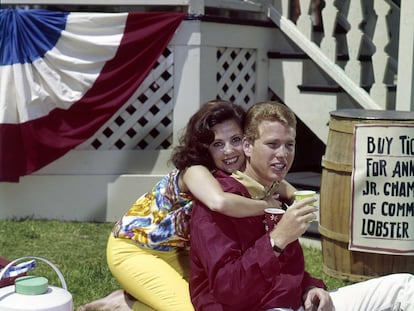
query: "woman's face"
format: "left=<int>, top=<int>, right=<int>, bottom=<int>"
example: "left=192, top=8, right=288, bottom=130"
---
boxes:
left=208, top=119, right=245, bottom=174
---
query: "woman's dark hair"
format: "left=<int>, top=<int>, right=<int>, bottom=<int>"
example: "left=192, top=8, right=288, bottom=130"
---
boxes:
left=171, top=100, right=245, bottom=171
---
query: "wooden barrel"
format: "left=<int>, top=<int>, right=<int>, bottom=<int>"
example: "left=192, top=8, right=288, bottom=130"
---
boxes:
left=319, top=109, right=414, bottom=282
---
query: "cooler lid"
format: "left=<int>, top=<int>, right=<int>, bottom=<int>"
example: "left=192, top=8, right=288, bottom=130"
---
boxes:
left=15, top=276, right=48, bottom=295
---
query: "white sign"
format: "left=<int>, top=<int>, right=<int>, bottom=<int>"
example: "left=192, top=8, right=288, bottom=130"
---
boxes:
left=350, top=124, right=414, bottom=255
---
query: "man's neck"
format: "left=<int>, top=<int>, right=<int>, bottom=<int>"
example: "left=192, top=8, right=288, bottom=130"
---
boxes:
left=242, top=165, right=274, bottom=189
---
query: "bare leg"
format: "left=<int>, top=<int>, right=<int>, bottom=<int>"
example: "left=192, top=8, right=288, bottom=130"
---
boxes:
left=77, top=289, right=135, bottom=311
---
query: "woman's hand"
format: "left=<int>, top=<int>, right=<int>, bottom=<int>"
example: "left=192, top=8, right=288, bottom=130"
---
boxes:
left=303, top=287, right=334, bottom=311
left=264, top=193, right=282, bottom=209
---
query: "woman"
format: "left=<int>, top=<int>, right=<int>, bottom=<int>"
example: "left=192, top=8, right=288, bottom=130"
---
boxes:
left=78, top=100, right=296, bottom=311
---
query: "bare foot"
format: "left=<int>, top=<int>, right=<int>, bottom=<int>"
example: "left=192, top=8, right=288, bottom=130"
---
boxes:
left=77, top=289, right=135, bottom=311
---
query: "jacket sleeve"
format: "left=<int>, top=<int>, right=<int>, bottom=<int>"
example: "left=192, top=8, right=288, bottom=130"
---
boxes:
left=190, top=203, right=281, bottom=307
left=301, top=271, right=327, bottom=294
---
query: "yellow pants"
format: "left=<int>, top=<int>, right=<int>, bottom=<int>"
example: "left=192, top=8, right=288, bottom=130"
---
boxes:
left=106, top=234, right=194, bottom=311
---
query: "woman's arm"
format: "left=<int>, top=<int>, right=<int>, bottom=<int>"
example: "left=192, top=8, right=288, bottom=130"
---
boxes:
left=182, top=165, right=295, bottom=218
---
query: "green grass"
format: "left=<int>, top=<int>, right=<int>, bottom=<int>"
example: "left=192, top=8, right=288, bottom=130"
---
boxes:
left=0, top=219, right=119, bottom=308
left=0, top=219, right=351, bottom=309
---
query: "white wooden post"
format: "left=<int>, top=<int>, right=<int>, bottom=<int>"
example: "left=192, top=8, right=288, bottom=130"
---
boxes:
left=188, top=0, right=204, bottom=15
left=370, top=0, right=390, bottom=109
left=344, top=0, right=363, bottom=85
left=295, top=0, right=312, bottom=39
left=320, top=0, right=338, bottom=62
left=171, top=20, right=204, bottom=145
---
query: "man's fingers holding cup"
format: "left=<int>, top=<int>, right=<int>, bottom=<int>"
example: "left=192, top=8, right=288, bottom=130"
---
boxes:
left=293, top=206, right=317, bottom=223
left=294, top=190, right=317, bottom=208
left=306, top=211, right=318, bottom=223
left=291, top=197, right=316, bottom=209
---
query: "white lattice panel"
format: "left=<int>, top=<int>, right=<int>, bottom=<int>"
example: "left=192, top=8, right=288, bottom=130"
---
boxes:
left=78, top=46, right=258, bottom=151
left=78, top=48, right=175, bottom=150
left=217, top=47, right=256, bottom=108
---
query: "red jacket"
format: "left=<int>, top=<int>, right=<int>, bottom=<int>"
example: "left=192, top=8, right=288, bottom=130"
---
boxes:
left=190, top=170, right=326, bottom=311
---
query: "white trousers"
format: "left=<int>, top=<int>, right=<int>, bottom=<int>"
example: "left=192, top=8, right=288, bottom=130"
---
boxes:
left=268, top=273, right=414, bottom=311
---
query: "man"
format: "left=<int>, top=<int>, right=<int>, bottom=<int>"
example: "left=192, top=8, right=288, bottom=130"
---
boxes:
left=189, top=101, right=413, bottom=311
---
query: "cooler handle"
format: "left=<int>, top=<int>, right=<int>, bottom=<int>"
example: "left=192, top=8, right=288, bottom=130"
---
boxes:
left=0, top=256, right=67, bottom=290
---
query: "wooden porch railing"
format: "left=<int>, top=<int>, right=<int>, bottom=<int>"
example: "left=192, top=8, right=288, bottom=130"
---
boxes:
left=269, top=0, right=408, bottom=111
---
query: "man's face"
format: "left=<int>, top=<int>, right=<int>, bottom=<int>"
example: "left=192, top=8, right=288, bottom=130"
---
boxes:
left=208, top=119, right=245, bottom=174
left=243, top=120, right=295, bottom=187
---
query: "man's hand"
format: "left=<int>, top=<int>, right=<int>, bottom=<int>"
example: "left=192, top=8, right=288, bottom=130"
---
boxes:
left=269, top=196, right=317, bottom=249
left=303, top=287, right=333, bottom=311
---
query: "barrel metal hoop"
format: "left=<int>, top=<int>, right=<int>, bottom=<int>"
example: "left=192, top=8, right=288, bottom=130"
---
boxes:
left=322, top=264, right=374, bottom=282
left=321, top=158, right=352, bottom=173
left=318, top=224, right=349, bottom=243
left=328, top=118, right=355, bottom=134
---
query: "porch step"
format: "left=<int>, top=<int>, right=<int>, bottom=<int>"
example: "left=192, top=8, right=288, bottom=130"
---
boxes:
left=267, top=56, right=337, bottom=145
left=268, top=51, right=380, bottom=94
left=297, top=84, right=342, bottom=93
left=268, top=51, right=371, bottom=62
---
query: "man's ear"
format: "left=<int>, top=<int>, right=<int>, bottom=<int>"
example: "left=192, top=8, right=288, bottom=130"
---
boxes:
left=243, top=137, right=252, bottom=157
